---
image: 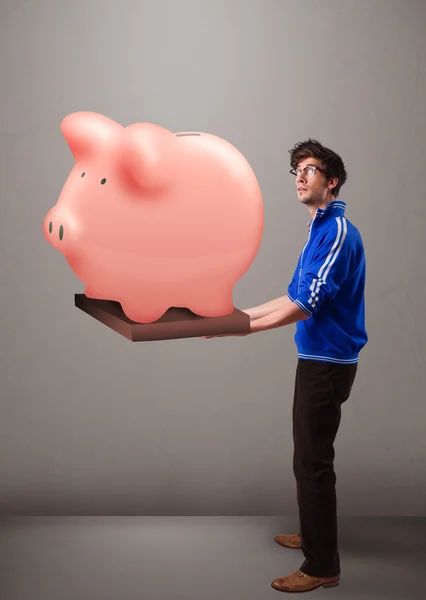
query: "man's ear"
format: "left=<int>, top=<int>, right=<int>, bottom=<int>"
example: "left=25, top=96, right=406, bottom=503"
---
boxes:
left=328, top=176, right=339, bottom=191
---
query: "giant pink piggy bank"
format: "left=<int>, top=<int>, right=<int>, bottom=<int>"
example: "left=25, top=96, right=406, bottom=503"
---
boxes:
left=43, top=111, right=264, bottom=323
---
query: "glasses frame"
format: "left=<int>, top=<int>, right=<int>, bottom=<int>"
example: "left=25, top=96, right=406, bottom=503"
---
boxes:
left=289, top=164, right=328, bottom=178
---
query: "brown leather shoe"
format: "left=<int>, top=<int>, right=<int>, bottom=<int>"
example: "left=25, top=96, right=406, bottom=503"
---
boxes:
left=271, top=570, right=340, bottom=593
left=274, top=533, right=302, bottom=549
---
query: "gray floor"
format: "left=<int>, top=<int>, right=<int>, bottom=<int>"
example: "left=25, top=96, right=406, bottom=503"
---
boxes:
left=0, top=516, right=425, bottom=599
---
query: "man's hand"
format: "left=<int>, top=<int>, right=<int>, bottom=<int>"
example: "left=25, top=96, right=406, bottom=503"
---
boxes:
left=201, top=332, right=251, bottom=339
left=199, top=295, right=309, bottom=338
left=200, top=308, right=254, bottom=338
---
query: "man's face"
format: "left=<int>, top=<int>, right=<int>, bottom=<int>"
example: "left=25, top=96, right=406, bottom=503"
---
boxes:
left=295, top=157, right=335, bottom=206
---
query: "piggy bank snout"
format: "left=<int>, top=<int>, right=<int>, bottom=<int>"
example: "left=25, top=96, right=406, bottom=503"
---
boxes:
left=43, top=209, right=72, bottom=249
left=47, top=218, right=64, bottom=240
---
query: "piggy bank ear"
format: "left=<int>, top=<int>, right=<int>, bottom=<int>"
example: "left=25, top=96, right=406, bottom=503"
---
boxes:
left=119, top=123, right=174, bottom=193
left=61, top=112, right=122, bottom=160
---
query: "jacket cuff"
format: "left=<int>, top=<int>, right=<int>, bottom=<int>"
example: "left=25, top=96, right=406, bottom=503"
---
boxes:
left=289, top=293, right=314, bottom=317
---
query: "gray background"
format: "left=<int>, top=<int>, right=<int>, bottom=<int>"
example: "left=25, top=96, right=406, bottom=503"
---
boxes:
left=1, top=0, right=425, bottom=517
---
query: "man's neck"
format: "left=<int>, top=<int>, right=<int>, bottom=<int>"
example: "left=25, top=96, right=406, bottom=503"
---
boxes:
left=307, top=196, right=336, bottom=219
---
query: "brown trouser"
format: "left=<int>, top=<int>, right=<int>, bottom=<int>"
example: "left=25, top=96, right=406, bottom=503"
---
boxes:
left=292, top=358, right=358, bottom=578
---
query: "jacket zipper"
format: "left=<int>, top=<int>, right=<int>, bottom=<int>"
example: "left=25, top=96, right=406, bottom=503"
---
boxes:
left=298, top=223, right=313, bottom=295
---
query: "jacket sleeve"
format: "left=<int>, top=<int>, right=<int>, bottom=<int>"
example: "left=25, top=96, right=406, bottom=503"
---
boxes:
left=292, top=217, right=350, bottom=317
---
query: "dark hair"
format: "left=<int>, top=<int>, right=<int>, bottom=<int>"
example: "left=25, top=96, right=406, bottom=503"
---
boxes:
left=289, top=138, right=347, bottom=198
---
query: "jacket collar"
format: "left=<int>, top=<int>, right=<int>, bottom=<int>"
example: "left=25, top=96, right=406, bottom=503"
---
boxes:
left=307, top=199, right=346, bottom=228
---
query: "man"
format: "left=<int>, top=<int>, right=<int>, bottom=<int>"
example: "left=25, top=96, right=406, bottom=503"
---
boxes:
left=205, top=139, right=368, bottom=593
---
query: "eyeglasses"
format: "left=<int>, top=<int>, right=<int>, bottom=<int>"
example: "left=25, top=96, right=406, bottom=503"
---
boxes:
left=289, top=165, right=327, bottom=178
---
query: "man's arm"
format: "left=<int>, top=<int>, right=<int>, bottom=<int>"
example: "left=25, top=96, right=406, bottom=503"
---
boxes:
left=249, top=299, right=309, bottom=333
left=201, top=296, right=306, bottom=338
left=242, top=295, right=294, bottom=320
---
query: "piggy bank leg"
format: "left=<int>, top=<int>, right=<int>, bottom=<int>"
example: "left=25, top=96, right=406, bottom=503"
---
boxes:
left=85, top=286, right=167, bottom=323
left=120, top=300, right=169, bottom=324
left=187, top=283, right=234, bottom=318
left=85, top=285, right=111, bottom=300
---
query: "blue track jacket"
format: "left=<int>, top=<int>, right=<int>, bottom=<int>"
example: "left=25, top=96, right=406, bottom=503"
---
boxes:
left=287, top=199, right=368, bottom=364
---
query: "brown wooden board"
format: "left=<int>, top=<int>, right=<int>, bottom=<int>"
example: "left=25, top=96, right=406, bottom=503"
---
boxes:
left=74, top=294, right=250, bottom=341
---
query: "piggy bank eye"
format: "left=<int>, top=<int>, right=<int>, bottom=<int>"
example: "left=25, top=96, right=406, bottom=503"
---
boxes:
left=101, top=178, right=106, bottom=185
left=81, top=172, right=86, bottom=177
